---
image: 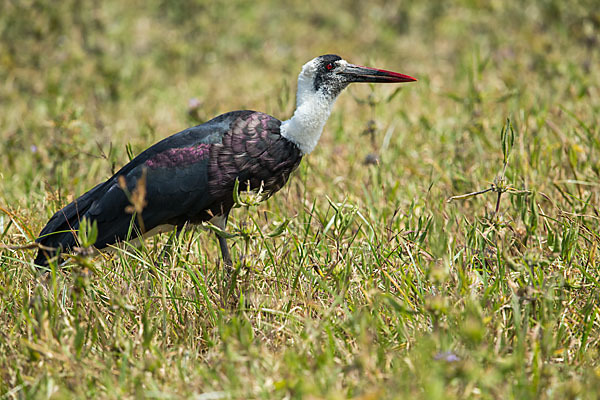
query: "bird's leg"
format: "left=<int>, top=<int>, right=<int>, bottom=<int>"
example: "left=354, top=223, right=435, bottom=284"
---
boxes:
left=212, top=214, right=232, bottom=268
left=217, top=235, right=233, bottom=268
left=212, top=213, right=239, bottom=307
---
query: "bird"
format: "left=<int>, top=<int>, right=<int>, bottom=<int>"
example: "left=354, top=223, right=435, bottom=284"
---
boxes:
left=34, top=54, right=416, bottom=268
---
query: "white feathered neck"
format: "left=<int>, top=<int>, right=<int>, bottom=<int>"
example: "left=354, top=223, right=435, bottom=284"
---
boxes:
left=280, top=59, right=339, bottom=155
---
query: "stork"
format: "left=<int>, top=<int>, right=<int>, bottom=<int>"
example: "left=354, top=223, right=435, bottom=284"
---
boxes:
left=34, top=54, right=416, bottom=267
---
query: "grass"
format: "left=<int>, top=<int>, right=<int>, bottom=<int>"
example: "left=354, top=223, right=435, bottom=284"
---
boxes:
left=1, top=0, right=600, bottom=398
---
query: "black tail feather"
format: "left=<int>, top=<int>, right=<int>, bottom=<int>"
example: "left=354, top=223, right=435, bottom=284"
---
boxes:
left=34, top=181, right=106, bottom=266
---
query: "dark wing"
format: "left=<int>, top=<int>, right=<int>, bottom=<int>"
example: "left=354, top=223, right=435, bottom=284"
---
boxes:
left=34, top=110, right=256, bottom=266
left=208, top=112, right=303, bottom=201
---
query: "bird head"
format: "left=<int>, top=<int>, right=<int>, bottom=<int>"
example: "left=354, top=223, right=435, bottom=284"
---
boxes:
left=282, top=54, right=416, bottom=154
left=297, top=54, right=416, bottom=102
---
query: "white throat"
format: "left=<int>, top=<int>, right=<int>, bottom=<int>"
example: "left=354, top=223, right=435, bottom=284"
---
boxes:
left=280, top=61, right=338, bottom=155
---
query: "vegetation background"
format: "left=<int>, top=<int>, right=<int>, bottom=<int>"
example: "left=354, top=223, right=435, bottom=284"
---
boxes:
left=1, top=0, right=599, bottom=398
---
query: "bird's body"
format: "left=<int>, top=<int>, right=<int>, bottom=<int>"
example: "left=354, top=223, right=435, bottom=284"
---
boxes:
left=34, top=55, right=415, bottom=267
left=35, top=110, right=301, bottom=266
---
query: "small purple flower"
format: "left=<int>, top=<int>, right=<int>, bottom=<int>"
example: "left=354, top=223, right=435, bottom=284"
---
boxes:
left=30, top=145, right=38, bottom=153
left=188, top=98, right=201, bottom=109
left=434, top=351, right=460, bottom=363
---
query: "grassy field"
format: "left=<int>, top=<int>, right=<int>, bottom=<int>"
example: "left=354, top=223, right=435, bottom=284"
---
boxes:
left=1, top=0, right=600, bottom=398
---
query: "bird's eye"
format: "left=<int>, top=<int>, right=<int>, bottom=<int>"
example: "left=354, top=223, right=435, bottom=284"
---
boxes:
left=326, top=63, right=334, bottom=71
